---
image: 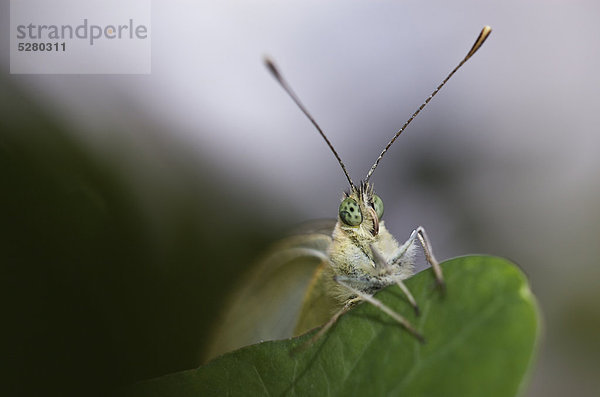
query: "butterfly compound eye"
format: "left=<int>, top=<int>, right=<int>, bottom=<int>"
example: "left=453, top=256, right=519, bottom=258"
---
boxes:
left=339, top=198, right=363, bottom=226
left=372, top=194, right=384, bottom=220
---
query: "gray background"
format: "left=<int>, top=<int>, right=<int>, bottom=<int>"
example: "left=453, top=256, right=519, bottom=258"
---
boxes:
left=2, top=1, right=599, bottom=396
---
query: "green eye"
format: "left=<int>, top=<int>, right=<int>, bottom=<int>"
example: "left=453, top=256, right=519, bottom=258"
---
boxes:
left=339, top=198, right=362, bottom=226
left=372, top=194, right=384, bottom=220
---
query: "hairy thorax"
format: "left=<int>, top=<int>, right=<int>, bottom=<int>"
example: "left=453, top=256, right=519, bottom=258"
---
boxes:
left=327, top=221, right=416, bottom=303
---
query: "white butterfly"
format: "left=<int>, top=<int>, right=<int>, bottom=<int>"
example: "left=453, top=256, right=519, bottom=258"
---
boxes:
left=203, top=26, right=492, bottom=363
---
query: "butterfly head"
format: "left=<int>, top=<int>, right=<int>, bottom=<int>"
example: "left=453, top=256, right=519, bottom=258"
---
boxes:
left=338, top=181, right=384, bottom=237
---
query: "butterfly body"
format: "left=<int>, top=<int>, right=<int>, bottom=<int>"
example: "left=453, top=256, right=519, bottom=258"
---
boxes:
left=325, top=183, right=416, bottom=300
left=203, top=183, right=420, bottom=362
left=293, top=214, right=418, bottom=336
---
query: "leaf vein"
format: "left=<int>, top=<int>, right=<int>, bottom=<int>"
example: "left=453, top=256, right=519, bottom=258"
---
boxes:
left=252, top=364, right=271, bottom=397
left=338, top=316, right=381, bottom=390
left=393, top=295, right=506, bottom=393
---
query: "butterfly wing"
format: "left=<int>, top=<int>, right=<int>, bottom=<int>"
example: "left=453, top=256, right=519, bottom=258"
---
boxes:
left=202, top=220, right=337, bottom=363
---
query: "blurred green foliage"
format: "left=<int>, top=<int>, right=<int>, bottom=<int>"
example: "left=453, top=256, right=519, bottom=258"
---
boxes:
left=0, top=78, right=276, bottom=397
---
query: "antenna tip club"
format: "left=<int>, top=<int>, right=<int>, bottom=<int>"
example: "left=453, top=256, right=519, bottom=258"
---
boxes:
left=263, top=56, right=281, bottom=79
left=467, top=25, right=493, bottom=58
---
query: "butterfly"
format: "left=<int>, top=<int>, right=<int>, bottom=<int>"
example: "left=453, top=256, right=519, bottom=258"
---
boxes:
left=202, top=26, right=492, bottom=363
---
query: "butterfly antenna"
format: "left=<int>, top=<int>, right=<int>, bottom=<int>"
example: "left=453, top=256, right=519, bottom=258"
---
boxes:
left=365, top=26, right=492, bottom=182
left=264, top=57, right=356, bottom=190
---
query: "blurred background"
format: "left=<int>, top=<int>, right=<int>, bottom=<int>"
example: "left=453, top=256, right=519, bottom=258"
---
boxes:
left=1, top=1, right=599, bottom=396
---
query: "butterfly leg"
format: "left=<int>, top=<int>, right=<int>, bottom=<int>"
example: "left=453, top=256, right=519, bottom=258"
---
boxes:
left=396, top=227, right=445, bottom=294
left=296, top=297, right=361, bottom=353
left=414, top=226, right=445, bottom=294
left=371, top=244, right=420, bottom=315
left=395, top=278, right=420, bottom=316
left=335, top=276, right=424, bottom=343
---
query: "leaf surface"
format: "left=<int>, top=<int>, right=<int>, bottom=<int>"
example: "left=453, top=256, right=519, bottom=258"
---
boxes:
left=127, top=256, right=539, bottom=397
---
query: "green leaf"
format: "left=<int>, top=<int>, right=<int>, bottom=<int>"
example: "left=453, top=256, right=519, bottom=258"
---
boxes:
left=127, top=256, right=539, bottom=397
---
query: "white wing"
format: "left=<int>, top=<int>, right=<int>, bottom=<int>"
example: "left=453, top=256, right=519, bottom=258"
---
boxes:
left=201, top=220, right=335, bottom=363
